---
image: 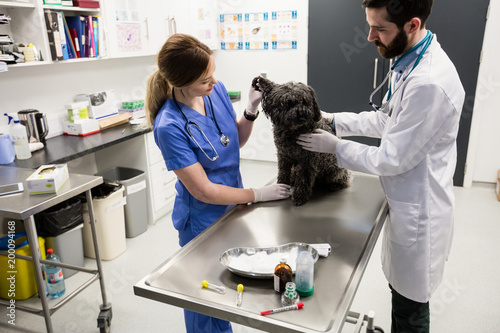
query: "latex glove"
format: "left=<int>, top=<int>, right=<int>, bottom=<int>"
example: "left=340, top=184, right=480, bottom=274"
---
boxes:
left=252, top=184, right=291, bottom=203
left=246, top=82, right=263, bottom=115
left=321, top=111, right=334, bottom=125
left=297, top=129, right=340, bottom=154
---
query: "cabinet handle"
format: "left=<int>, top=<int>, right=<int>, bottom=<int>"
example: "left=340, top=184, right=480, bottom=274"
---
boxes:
left=169, top=16, right=177, bottom=35
left=373, top=58, right=378, bottom=89
left=144, top=18, right=150, bottom=39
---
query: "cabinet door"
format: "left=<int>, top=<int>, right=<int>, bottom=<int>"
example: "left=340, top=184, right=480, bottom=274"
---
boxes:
left=102, top=0, right=169, bottom=57
left=308, top=0, right=384, bottom=147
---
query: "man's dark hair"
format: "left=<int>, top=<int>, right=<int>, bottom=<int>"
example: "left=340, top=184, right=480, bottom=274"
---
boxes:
left=362, top=0, right=433, bottom=29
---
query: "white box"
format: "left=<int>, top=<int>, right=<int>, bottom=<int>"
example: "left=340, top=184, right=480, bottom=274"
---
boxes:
left=66, top=101, right=89, bottom=123
left=62, top=119, right=100, bottom=136
left=26, top=164, right=69, bottom=195
left=74, top=90, right=118, bottom=120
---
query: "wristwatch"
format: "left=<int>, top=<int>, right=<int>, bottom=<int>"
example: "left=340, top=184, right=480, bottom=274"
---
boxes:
left=244, top=110, right=259, bottom=121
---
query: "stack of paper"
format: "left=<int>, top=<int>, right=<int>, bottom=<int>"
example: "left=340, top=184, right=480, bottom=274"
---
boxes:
left=0, top=62, right=8, bottom=72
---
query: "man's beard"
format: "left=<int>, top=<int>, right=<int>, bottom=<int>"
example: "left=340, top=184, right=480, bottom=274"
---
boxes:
left=375, top=28, right=408, bottom=59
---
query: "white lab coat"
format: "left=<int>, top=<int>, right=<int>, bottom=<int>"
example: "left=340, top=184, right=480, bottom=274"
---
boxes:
left=334, top=36, right=465, bottom=303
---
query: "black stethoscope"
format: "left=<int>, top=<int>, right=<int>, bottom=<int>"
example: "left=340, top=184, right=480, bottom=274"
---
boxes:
left=172, top=87, right=229, bottom=162
left=369, top=30, right=433, bottom=112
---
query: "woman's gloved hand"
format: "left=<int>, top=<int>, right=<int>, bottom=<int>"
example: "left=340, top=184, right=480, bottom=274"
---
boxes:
left=252, top=184, right=291, bottom=203
left=321, top=111, right=334, bottom=125
left=247, top=82, right=263, bottom=115
left=297, top=129, right=340, bottom=154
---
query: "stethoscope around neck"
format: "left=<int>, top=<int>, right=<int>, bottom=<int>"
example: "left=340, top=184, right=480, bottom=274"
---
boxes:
left=369, top=30, right=433, bottom=112
left=172, top=87, right=229, bottom=162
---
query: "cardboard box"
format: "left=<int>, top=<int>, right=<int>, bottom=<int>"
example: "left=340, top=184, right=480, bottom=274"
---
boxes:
left=62, top=119, right=100, bottom=136
left=74, top=90, right=118, bottom=120
left=496, top=169, right=500, bottom=201
left=26, top=164, right=69, bottom=195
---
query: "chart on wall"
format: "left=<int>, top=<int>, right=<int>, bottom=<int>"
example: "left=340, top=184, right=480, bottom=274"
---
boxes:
left=271, top=10, right=298, bottom=49
left=219, top=13, right=243, bottom=50
left=219, top=10, right=297, bottom=50
left=244, top=12, right=269, bottom=50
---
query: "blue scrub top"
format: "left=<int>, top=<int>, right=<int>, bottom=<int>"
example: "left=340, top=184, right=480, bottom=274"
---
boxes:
left=154, top=81, right=243, bottom=244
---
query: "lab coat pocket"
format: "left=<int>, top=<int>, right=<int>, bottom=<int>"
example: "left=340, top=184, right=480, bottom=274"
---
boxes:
left=386, top=197, right=420, bottom=247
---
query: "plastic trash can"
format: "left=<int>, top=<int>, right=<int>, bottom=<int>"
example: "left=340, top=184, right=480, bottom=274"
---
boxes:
left=81, top=183, right=126, bottom=261
left=35, top=197, right=83, bottom=238
left=45, top=224, right=84, bottom=278
left=95, top=167, right=148, bottom=238
left=0, top=233, right=46, bottom=300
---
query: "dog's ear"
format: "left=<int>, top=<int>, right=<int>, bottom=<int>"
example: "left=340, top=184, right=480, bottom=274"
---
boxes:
left=306, top=85, right=321, bottom=122
left=252, top=76, right=274, bottom=94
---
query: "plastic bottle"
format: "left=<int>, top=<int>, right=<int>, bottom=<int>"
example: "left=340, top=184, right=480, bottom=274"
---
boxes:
left=295, top=251, right=314, bottom=297
left=274, top=258, right=292, bottom=293
left=281, top=282, right=300, bottom=306
left=4, top=113, right=31, bottom=160
left=45, top=248, right=66, bottom=298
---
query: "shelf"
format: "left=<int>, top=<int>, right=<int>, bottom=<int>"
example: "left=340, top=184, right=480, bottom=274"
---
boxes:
left=0, top=1, right=35, bottom=9
left=42, top=4, right=100, bottom=13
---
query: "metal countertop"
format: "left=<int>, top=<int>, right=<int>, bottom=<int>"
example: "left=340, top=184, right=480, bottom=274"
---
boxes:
left=134, top=173, right=388, bottom=333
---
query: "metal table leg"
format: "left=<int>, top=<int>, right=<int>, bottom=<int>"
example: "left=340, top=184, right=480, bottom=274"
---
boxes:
left=24, top=215, right=53, bottom=333
left=85, top=189, right=112, bottom=331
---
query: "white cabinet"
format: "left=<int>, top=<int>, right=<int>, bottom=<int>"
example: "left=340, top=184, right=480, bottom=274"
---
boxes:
left=0, top=0, right=103, bottom=66
left=145, top=132, right=176, bottom=222
left=101, top=0, right=171, bottom=57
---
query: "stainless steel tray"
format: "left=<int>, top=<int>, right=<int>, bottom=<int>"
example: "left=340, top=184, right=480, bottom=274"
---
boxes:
left=219, top=242, right=319, bottom=279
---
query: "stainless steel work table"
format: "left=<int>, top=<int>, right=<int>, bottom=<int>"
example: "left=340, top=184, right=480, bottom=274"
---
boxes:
left=134, top=173, right=388, bottom=333
left=0, top=166, right=111, bottom=333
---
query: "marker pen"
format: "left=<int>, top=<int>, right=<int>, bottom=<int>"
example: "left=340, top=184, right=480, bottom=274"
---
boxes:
left=260, top=302, right=304, bottom=315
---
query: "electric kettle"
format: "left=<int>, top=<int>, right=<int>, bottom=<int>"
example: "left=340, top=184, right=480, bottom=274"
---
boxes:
left=18, top=109, right=49, bottom=144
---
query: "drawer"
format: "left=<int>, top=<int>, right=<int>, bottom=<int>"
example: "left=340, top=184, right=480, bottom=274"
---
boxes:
left=146, top=132, right=157, bottom=151
left=148, top=146, right=164, bottom=165
left=151, top=175, right=176, bottom=197
left=153, top=185, right=176, bottom=210
left=150, top=159, right=168, bottom=177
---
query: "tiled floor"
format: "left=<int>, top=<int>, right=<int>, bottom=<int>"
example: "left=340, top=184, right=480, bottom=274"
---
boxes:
left=1, top=160, right=499, bottom=333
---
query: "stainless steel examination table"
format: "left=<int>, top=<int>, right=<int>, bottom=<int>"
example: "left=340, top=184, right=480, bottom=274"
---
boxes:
left=134, top=173, right=389, bottom=333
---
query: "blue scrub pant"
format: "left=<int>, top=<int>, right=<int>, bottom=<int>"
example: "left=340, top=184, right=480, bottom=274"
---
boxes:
left=184, top=309, right=232, bottom=333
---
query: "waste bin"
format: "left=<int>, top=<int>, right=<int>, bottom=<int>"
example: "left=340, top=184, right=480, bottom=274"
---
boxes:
left=81, top=183, right=126, bottom=261
left=95, top=167, right=148, bottom=238
left=35, top=197, right=83, bottom=238
left=45, top=224, right=84, bottom=278
left=0, top=232, right=46, bottom=300
left=35, top=197, right=85, bottom=278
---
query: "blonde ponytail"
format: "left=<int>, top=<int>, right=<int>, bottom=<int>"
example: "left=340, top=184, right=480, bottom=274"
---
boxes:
left=145, top=70, right=170, bottom=128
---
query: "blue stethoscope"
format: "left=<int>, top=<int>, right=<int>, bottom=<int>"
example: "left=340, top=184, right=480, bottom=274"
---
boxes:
left=369, top=30, right=433, bottom=112
left=172, top=87, right=229, bottom=162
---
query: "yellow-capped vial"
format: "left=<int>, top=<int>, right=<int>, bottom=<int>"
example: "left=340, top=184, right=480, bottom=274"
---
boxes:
left=236, top=284, right=244, bottom=307
left=201, top=280, right=226, bottom=294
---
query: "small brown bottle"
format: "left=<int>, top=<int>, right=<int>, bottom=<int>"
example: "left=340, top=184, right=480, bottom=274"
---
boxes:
left=274, top=258, right=292, bottom=293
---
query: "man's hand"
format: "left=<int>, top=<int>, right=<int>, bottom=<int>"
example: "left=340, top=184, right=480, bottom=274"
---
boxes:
left=297, top=129, right=340, bottom=154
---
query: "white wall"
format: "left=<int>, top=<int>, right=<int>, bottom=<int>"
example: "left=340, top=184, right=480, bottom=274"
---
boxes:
left=213, top=0, right=309, bottom=162
left=464, top=1, right=500, bottom=186
left=0, top=56, right=156, bottom=137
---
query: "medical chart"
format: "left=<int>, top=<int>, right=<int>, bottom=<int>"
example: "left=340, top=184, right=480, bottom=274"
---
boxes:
left=271, top=10, right=298, bottom=49
left=244, top=12, right=269, bottom=50
left=219, top=10, right=297, bottom=51
left=219, top=13, right=243, bottom=50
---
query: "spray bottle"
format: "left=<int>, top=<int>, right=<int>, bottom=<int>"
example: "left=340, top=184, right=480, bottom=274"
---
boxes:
left=4, top=113, right=31, bottom=160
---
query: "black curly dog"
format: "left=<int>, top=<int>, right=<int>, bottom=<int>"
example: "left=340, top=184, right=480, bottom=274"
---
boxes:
left=252, top=76, right=351, bottom=206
